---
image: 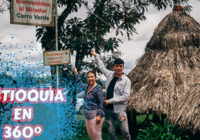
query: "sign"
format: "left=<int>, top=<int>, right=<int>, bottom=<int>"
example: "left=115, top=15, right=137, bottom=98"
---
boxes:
left=10, top=0, right=54, bottom=27
left=1, top=88, right=66, bottom=139
left=43, top=50, right=71, bottom=66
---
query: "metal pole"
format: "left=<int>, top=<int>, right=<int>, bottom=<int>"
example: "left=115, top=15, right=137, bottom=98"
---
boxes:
left=55, top=0, right=59, bottom=88
left=54, top=0, right=60, bottom=137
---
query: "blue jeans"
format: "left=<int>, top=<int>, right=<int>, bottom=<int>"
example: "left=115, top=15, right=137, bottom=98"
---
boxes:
left=105, top=109, right=131, bottom=140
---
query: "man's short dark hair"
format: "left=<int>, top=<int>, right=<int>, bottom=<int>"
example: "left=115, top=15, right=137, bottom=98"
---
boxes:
left=114, top=58, right=124, bottom=65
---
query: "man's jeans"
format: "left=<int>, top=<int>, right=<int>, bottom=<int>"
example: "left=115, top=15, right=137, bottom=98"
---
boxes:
left=105, top=109, right=131, bottom=140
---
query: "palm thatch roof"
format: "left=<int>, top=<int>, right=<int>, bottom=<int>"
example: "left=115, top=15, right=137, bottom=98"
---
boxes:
left=168, top=79, right=200, bottom=133
left=127, top=7, right=200, bottom=132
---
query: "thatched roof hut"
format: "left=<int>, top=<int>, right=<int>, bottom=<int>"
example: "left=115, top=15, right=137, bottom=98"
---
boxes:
left=168, top=79, right=200, bottom=133
left=127, top=6, right=200, bottom=132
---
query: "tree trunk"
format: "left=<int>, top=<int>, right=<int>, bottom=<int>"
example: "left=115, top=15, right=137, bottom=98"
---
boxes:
left=75, top=50, right=84, bottom=71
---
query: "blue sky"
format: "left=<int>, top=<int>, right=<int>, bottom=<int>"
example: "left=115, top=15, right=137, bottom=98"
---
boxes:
left=0, top=1, right=200, bottom=76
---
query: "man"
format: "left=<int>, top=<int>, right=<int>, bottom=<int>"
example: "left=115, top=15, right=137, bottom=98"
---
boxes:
left=91, top=50, right=131, bottom=140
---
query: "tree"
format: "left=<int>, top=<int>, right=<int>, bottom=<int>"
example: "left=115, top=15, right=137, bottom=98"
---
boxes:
left=1, top=0, right=194, bottom=98
left=35, top=0, right=192, bottom=72
left=1, top=0, right=193, bottom=79
left=35, top=1, right=193, bottom=120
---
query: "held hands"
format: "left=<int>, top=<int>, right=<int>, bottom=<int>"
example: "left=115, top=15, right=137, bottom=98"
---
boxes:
left=96, top=115, right=101, bottom=124
left=91, top=49, right=98, bottom=57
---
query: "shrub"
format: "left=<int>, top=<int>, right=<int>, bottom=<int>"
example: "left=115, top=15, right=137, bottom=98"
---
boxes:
left=136, top=120, right=190, bottom=140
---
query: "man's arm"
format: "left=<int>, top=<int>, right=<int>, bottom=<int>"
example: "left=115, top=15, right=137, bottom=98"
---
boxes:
left=108, top=79, right=131, bottom=104
left=91, top=50, right=112, bottom=78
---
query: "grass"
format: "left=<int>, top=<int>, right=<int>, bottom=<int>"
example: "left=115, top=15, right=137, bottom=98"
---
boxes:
left=76, top=119, right=123, bottom=140
left=75, top=114, right=150, bottom=140
left=73, top=114, right=190, bottom=140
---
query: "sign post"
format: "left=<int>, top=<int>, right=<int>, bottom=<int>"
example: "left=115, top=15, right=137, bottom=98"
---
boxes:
left=55, top=0, right=59, bottom=88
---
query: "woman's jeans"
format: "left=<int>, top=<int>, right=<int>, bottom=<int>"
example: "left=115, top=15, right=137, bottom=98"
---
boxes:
left=85, top=117, right=104, bottom=140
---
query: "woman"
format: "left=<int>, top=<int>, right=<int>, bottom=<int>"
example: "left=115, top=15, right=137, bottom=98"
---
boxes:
left=73, top=67, right=105, bottom=140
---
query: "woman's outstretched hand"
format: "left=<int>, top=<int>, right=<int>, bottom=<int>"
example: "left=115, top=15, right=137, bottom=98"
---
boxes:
left=72, top=67, right=78, bottom=76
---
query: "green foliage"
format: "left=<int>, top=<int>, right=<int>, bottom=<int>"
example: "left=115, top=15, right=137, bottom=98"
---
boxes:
left=35, top=0, right=193, bottom=71
left=80, top=51, right=121, bottom=75
left=70, top=114, right=191, bottom=140
left=73, top=118, right=123, bottom=140
left=73, top=119, right=88, bottom=140
left=136, top=119, right=190, bottom=140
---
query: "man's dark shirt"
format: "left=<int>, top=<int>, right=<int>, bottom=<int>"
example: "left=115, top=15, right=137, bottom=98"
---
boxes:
left=106, top=76, right=119, bottom=110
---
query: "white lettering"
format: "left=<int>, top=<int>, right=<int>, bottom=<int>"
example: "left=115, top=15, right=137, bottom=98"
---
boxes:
left=28, top=89, right=38, bottom=102
left=13, top=108, right=22, bottom=120
left=0, top=88, right=66, bottom=103
left=16, top=89, right=26, bottom=102
left=54, top=89, right=65, bottom=102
